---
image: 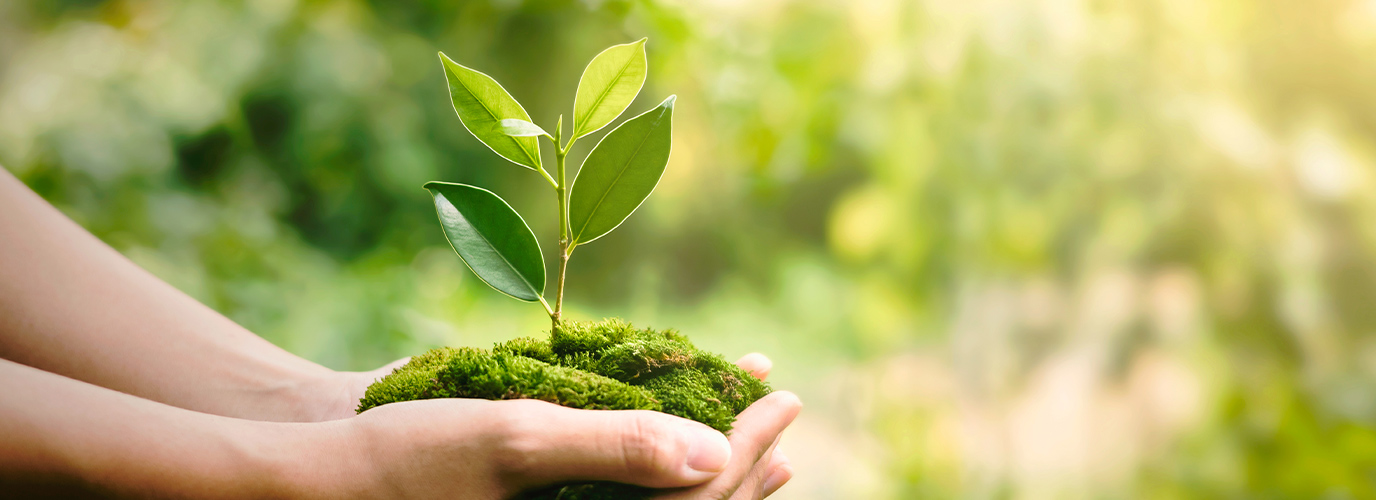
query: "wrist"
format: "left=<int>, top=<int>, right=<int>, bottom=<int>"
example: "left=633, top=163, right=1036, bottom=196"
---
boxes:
left=69, top=414, right=336, bottom=498
left=272, top=419, right=389, bottom=499
left=279, top=370, right=365, bottom=423
left=302, top=359, right=411, bottom=423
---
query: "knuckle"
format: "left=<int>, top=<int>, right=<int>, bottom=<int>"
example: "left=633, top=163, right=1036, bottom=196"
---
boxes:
left=485, top=400, right=549, bottom=477
left=619, top=413, right=682, bottom=476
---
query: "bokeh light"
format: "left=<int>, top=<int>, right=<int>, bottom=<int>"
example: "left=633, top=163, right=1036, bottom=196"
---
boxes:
left=5, top=0, right=1376, bottom=497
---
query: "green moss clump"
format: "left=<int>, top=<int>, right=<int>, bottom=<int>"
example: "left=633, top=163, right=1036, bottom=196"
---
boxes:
left=358, top=318, right=771, bottom=499
left=357, top=345, right=661, bottom=413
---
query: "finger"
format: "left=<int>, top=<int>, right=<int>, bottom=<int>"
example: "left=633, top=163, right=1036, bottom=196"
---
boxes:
left=728, top=435, right=783, bottom=500
left=660, top=391, right=802, bottom=500
left=725, top=392, right=799, bottom=469
left=765, top=447, right=787, bottom=473
left=761, top=463, right=793, bottom=497
left=759, top=447, right=790, bottom=497
left=734, top=353, right=772, bottom=381
left=487, top=400, right=733, bottom=492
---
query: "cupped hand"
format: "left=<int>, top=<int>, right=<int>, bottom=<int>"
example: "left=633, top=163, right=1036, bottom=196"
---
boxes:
left=655, top=353, right=798, bottom=499
left=307, top=353, right=798, bottom=499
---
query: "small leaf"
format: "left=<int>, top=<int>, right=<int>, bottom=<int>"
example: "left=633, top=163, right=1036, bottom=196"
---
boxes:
left=425, top=182, right=545, bottom=301
left=572, top=38, right=648, bottom=140
left=439, top=52, right=542, bottom=170
left=568, top=95, right=675, bottom=246
left=499, top=118, right=550, bottom=138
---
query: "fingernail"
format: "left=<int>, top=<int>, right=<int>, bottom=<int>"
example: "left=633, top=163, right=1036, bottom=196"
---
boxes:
left=683, top=427, right=731, bottom=472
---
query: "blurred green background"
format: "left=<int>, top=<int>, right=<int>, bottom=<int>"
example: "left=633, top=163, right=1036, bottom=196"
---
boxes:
left=5, top=0, right=1376, bottom=497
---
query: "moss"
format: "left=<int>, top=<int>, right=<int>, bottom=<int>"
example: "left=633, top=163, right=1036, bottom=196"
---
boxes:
left=493, top=336, right=557, bottom=364
left=512, top=481, right=653, bottom=500
left=358, top=318, right=771, bottom=499
left=357, top=346, right=661, bottom=412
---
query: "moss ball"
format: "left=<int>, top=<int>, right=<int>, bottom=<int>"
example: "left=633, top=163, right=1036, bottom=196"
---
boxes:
left=357, top=318, right=772, bottom=500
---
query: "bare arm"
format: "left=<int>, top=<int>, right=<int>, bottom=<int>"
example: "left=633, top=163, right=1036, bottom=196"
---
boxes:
left=0, top=357, right=321, bottom=497
left=0, top=167, right=362, bottom=421
left=0, top=165, right=798, bottom=497
left=0, top=355, right=799, bottom=499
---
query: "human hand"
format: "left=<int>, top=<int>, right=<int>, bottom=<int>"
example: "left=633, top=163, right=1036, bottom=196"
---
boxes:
left=649, top=392, right=798, bottom=499
left=309, top=357, right=412, bottom=421
left=656, top=353, right=797, bottom=499
left=297, top=354, right=798, bottom=499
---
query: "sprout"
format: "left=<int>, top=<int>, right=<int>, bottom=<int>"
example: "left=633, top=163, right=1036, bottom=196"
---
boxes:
left=426, top=39, right=671, bottom=332
left=362, top=41, right=768, bottom=499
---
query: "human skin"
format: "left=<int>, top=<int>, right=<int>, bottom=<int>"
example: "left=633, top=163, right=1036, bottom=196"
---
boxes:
left=0, top=167, right=798, bottom=498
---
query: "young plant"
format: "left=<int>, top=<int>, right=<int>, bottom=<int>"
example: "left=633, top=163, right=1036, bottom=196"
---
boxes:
left=362, top=40, right=770, bottom=499
left=426, top=38, right=673, bottom=332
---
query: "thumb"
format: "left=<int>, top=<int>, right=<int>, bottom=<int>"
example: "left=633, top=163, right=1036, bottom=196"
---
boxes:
left=489, top=400, right=733, bottom=491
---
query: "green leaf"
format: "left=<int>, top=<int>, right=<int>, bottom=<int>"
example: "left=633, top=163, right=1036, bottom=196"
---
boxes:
left=424, top=182, right=545, bottom=302
left=572, top=38, right=648, bottom=140
left=499, top=118, right=550, bottom=138
left=568, top=95, right=676, bottom=246
left=438, top=52, right=542, bottom=170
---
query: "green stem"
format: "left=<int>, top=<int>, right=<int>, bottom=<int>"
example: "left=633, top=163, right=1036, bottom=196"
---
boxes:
left=536, top=295, right=554, bottom=316
left=554, top=150, right=568, bottom=328
left=536, top=166, right=558, bottom=190
left=550, top=117, right=576, bottom=333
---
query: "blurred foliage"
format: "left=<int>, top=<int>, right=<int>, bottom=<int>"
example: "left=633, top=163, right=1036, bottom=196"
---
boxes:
left=4, top=0, right=1376, bottom=497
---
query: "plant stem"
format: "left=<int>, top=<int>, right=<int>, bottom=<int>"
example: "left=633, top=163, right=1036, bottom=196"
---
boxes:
left=550, top=119, right=574, bottom=333
left=536, top=295, right=554, bottom=316
left=536, top=166, right=558, bottom=190
left=554, top=149, right=568, bottom=328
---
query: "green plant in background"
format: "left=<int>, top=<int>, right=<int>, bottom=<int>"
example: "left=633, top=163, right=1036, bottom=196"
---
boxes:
left=14, top=0, right=1376, bottom=496
left=358, top=39, right=768, bottom=499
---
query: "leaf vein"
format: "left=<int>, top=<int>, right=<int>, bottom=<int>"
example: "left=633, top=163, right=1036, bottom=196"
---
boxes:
left=572, top=108, right=668, bottom=242
left=451, top=64, right=540, bottom=167
left=463, top=208, right=540, bottom=299
left=579, top=52, right=639, bottom=136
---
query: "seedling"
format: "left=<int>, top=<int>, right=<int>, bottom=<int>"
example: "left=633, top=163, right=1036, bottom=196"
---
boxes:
left=360, top=40, right=770, bottom=499
left=424, top=38, right=671, bottom=331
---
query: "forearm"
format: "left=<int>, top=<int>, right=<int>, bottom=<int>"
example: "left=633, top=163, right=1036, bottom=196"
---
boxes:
left=0, top=167, right=342, bottom=422
left=0, top=358, right=348, bottom=498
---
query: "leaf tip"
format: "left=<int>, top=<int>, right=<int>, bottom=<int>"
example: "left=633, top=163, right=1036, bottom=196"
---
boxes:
left=661, top=94, right=677, bottom=109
